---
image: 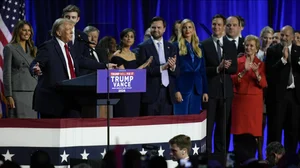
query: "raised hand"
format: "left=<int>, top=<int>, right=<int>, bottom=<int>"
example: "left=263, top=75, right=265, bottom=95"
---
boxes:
left=282, top=46, right=289, bottom=61
left=168, top=55, right=176, bottom=70
left=138, top=56, right=153, bottom=69
left=250, top=62, right=261, bottom=73
left=224, top=60, right=232, bottom=69
left=245, top=59, right=251, bottom=71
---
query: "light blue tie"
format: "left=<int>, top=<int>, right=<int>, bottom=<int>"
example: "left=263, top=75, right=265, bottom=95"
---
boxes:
left=157, top=42, right=169, bottom=87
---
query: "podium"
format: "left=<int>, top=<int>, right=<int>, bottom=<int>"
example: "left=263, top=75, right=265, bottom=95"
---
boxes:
left=56, top=72, right=120, bottom=118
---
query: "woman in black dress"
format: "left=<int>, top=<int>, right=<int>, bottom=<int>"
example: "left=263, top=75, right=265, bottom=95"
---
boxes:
left=111, top=28, right=152, bottom=117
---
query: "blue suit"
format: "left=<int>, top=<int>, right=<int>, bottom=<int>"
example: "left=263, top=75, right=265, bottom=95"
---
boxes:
left=174, top=42, right=208, bottom=115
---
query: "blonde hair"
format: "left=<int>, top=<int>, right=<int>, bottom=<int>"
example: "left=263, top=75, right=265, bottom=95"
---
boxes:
left=178, top=19, right=202, bottom=57
left=260, top=26, right=274, bottom=38
left=245, top=35, right=261, bottom=51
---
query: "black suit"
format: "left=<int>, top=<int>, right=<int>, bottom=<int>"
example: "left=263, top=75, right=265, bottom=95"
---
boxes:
left=225, top=36, right=245, bottom=56
left=30, top=38, right=106, bottom=118
left=201, top=37, right=237, bottom=155
left=265, top=43, right=300, bottom=154
left=138, top=39, right=178, bottom=116
left=237, top=37, right=245, bottom=55
left=70, top=30, right=95, bottom=76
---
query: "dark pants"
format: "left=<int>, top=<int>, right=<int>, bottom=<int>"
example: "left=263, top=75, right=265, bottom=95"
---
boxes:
left=142, top=87, right=173, bottom=116
left=206, top=97, right=232, bottom=154
left=267, top=89, right=299, bottom=154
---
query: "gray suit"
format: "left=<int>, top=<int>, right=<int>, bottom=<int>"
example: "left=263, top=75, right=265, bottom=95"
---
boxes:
left=3, top=43, right=37, bottom=118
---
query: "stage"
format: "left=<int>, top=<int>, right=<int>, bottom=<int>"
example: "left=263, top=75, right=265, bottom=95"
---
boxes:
left=0, top=112, right=207, bottom=168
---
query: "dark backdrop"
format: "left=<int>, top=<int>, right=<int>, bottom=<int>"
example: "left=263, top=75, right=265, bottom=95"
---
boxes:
left=25, top=0, right=300, bottom=47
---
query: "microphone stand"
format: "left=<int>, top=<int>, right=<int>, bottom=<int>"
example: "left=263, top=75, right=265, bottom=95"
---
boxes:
left=79, top=35, right=111, bottom=150
left=217, top=41, right=227, bottom=166
left=106, top=61, right=110, bottom=150
left=221, top=45, right=227, bottom=167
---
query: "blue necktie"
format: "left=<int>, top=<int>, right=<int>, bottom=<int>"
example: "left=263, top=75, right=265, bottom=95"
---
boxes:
left=157, top=42, right=169, bottom=87
left=186, top=42, right=195, bottom=62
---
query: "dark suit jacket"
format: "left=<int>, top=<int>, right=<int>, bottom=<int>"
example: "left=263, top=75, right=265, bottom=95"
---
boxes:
left=237, top=37, right=245, bottom=55
left=265, top=43, right=300, bottom=103
left=173, top=42, right=208, bottom=95
left=79, top=47, right=109, bottom=75
left=201, top=36, right=237, bottom=98
left=138, top=39, right=178, bottom=104
left=30, top=38, right=106, bottom=116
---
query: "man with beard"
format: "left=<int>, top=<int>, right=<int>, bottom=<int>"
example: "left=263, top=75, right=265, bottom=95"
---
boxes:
left=265, top=25, right=300, bottom=155
left=138, top=16, right=178, bottom=116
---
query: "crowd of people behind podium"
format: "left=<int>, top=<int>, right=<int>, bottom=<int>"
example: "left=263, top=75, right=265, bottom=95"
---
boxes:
left=2, top=3, right=300, bottom=167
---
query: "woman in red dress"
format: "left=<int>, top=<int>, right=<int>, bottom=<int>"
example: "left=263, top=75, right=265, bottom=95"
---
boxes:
left=231, top=35, right=267, bottom=163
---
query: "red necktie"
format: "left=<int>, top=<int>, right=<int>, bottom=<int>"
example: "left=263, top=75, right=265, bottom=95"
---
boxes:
left=64, top=44, right=76, bottom=79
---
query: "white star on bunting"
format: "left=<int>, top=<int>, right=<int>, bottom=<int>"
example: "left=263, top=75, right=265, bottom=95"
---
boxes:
left=192, top=143, right=200, bottom=155
left=140, top=148, right=147, bottom=155
left=2, top=150, right=14, bottom=161
left=80, top=149, right=90, bottom=159
left=158, top=146, right=165, bottom=156
left=60, top=150, right=69, bottom=163
left=101, top=148, right=106, bottom=158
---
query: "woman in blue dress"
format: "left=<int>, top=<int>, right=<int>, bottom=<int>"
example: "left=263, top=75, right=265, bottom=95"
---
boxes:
left=173, top=19, right=208, bottom=115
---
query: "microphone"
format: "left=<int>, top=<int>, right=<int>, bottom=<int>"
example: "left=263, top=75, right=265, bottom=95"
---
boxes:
left=77, top=34, right=96, bottom=45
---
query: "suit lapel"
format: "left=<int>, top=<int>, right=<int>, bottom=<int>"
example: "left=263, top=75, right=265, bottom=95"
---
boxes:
left=14, top=44, right=32, bottom=66
left=164, top=41, right=171, bottom=60
left=208, top=37, right=220, bottom=63
left=149, top=40, right=160, bottom=65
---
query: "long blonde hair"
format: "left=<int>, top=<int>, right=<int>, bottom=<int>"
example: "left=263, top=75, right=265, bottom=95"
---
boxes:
left=178, top=19, right=202, bottom=57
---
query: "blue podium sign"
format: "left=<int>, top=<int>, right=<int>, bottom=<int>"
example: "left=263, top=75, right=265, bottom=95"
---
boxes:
left=97, top=69, right=146, bottom=93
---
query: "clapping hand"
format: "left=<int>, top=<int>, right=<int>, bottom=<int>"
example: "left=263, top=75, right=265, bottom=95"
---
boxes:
left=168, top=55, right=176, bottom=70
left=224, top=60, right=232, bottom=69
left=250, top=62, right=260, bottom=73
left=138, top=56, right=153, bottom=69
left=282, top=46, right=289, bottom=61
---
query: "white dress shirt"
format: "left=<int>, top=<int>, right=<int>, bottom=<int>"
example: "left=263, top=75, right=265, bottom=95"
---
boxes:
left=56, top=37, right=75, bottom=79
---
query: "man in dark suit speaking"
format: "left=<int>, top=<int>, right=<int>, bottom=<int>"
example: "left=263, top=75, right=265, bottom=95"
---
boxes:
left=30, top=18, right=116, bottom=118
left=138, top=16, right=178, bottom=116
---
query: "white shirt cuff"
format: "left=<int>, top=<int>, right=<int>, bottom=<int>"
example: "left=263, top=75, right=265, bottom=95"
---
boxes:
left=281, top=57, right=287, bottom=65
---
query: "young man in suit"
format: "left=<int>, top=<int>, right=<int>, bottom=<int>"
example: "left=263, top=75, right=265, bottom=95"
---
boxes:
left=138, top=16, right=178, bottom=116
left=62, top=4, right=92, bottom=76
left=30, top=18, right=116, bottom=118
left=265, top=25, right=300, bottom=155
left=201, top=14, right=237, bottom=165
